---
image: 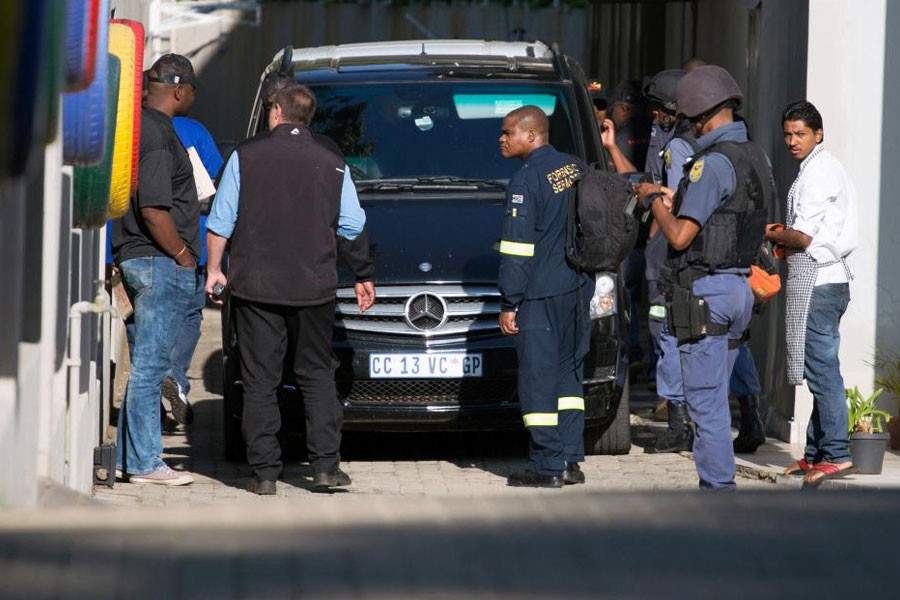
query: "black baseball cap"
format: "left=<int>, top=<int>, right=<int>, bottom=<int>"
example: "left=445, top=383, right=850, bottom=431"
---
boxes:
left=147, top=53, right=199, bottom=87
left=587, top=79, right=607, bottom=108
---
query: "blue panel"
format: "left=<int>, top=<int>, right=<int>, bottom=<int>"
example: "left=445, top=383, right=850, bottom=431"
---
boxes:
left=64, top=0, right=89, bottom=90
left=63, top=0, right=110, bottom=166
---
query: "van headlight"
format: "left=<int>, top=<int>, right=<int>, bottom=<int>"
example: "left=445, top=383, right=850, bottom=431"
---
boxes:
left=589, top=273, right=616, bottom=319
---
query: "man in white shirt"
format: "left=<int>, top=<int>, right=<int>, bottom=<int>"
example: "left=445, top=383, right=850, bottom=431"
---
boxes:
left=766, top=100, right=859, bottom=488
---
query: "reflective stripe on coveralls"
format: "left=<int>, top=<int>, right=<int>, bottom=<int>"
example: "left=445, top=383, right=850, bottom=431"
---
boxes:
left=558, top=396, right=585, bottom=411
left=499, top=240, right=535, bottom=257
left=523, top=413, right=559, bottom=427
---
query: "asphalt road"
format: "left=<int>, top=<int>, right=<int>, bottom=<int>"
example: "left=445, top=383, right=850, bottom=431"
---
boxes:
left=2, top=490, right=897, bottom=599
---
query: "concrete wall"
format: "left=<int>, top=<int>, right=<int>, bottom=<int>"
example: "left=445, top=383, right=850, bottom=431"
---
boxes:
left=0, top=178, right=32, bottom=506
left=0, top=123, right=112, bottom=507
left=876, top=0, right=900, bottom=411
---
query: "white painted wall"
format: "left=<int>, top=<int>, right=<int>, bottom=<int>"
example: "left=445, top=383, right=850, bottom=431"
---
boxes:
left=798, top=0, right=889, bottom=441
left=0, top=179, right=29, bottom=506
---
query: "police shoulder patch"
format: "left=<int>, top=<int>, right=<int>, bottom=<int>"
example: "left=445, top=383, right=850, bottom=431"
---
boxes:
left=664, top=148, right=671, bottom=168
left=511, top=194, right=524, bottom=204
left=689, top=158, right=705, bottom=183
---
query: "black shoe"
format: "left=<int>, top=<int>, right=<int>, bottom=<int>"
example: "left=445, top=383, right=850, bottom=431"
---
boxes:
left=733, top=395, right=766, bottom=454
left=161, top=376, right=194, bottom=425
left=646, top=401, right=694, bottom=454
left=312, top=467, right=352, bottom=491
left=247, top=477, right=277, bottom=495
left=564, top=463, right=585, bottom=485
left=507, top=470, right=564, bottom=488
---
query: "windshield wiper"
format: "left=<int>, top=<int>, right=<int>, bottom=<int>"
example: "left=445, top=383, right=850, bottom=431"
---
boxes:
left=414, top=176, right=507, bottom=189
left=355, top=177, right=507, bottom=191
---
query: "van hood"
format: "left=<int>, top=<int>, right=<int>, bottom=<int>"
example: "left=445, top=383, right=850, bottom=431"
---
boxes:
left=337, top=193, right=506, bottom=287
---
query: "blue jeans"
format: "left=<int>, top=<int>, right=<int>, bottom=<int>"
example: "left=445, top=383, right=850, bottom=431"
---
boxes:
left=803, top=283, right=851, bottom=464
left=117, top=257, right=198, bottom=474
left=168, top=269, right=206, bottom=396
left=681, top=274, right=754, bottom=490
left=729, top=344, right=762, bottom=397
left=622, top=248, right=649, bottom=362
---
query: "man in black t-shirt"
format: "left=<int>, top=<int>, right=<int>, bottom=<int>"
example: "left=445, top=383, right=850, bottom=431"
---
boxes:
left=111, top=54, right=201, bottom=486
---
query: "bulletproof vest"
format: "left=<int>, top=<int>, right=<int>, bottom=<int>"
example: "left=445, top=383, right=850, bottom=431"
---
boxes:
left=669, top=141, right=773, bottom=274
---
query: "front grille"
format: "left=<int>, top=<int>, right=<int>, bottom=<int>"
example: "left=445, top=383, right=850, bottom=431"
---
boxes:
left=335, top=284, right=501, bottom=337
left=339, top=378, right=516, bottom=406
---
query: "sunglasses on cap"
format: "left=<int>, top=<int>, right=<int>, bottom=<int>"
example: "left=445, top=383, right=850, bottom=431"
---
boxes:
left=147, top=74, right=198, bottom=87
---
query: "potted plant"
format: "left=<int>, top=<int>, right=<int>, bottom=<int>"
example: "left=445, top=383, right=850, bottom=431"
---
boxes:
left=874, top=351, right=900, bottom=450
left=847, top=386, right=891, bottom=474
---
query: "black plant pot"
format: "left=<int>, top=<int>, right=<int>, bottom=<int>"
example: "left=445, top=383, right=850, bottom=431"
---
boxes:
left=850, top=432, right=890, bottom=474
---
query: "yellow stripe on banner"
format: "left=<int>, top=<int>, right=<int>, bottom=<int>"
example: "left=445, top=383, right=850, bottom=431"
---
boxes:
left=523, top=412, right=558, bottom=427
left=499, top=240, right=535, bottom=257
left=558, top=396, right=585, bottom=411
left=649, top=305, right=667, bottom=319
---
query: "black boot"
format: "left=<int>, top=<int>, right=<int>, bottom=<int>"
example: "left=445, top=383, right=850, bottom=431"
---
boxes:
left=647, top=402, right=694, bottom=453
left=733, top=395, right=766, bottom=454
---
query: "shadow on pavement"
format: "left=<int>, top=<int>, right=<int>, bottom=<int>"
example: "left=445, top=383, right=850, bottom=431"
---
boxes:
left=2, top=490, right=897, bottom=598
left=202, top=347, right=224, bottom=396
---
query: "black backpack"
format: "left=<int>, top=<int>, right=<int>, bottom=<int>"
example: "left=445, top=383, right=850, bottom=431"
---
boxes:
left=565, top=162, right=639, bottom=273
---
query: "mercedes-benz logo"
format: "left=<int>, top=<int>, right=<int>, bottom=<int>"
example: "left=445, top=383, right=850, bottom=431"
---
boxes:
left=404, top=292, right=447, bottom=332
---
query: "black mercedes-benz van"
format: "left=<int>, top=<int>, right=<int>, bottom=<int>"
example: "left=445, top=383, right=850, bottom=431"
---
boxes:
left=221, top=40, right=630, bottom=460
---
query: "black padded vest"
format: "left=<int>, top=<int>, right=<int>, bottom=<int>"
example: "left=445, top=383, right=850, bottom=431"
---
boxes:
left=228, top=124, right=344, bottom=306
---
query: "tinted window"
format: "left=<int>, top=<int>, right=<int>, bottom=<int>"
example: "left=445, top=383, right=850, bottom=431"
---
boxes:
left=306, top=81, right=578, bottom=181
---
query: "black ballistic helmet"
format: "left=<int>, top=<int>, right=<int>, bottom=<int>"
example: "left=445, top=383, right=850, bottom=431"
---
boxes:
left=643, top=69, right=686, bottom=113
left=675, top=65, right=743, bottom=119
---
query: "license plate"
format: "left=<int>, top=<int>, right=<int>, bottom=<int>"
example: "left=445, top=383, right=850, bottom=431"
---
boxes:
left=369, top=353, right=483, bottom=378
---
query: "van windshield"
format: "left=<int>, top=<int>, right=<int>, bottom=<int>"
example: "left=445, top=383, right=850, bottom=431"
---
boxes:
left=307, top=81, right=579, bottom=182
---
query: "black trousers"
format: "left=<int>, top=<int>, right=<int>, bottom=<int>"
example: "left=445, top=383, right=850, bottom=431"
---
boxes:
left=233, top=297, right=341, bottom=480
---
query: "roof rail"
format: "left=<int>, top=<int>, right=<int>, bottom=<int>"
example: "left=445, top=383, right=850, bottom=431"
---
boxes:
left=279, top=39, right=554, bottom=65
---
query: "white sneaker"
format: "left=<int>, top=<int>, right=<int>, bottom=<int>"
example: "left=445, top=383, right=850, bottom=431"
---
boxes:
left=129, top=464, right=194, bottom=486
left=161, top=376, right=194, bottom=425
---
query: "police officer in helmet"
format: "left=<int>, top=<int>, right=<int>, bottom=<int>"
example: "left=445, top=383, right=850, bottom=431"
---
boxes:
left=639, top=69, right=697, bottom=454
left=637, top=66, right=773, bottom=489
left=643, top=69, right=692, bottom=187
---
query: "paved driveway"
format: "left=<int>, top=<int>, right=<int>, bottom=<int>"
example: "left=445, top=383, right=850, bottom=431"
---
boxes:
left=96, top=309, right=778, bottom=506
